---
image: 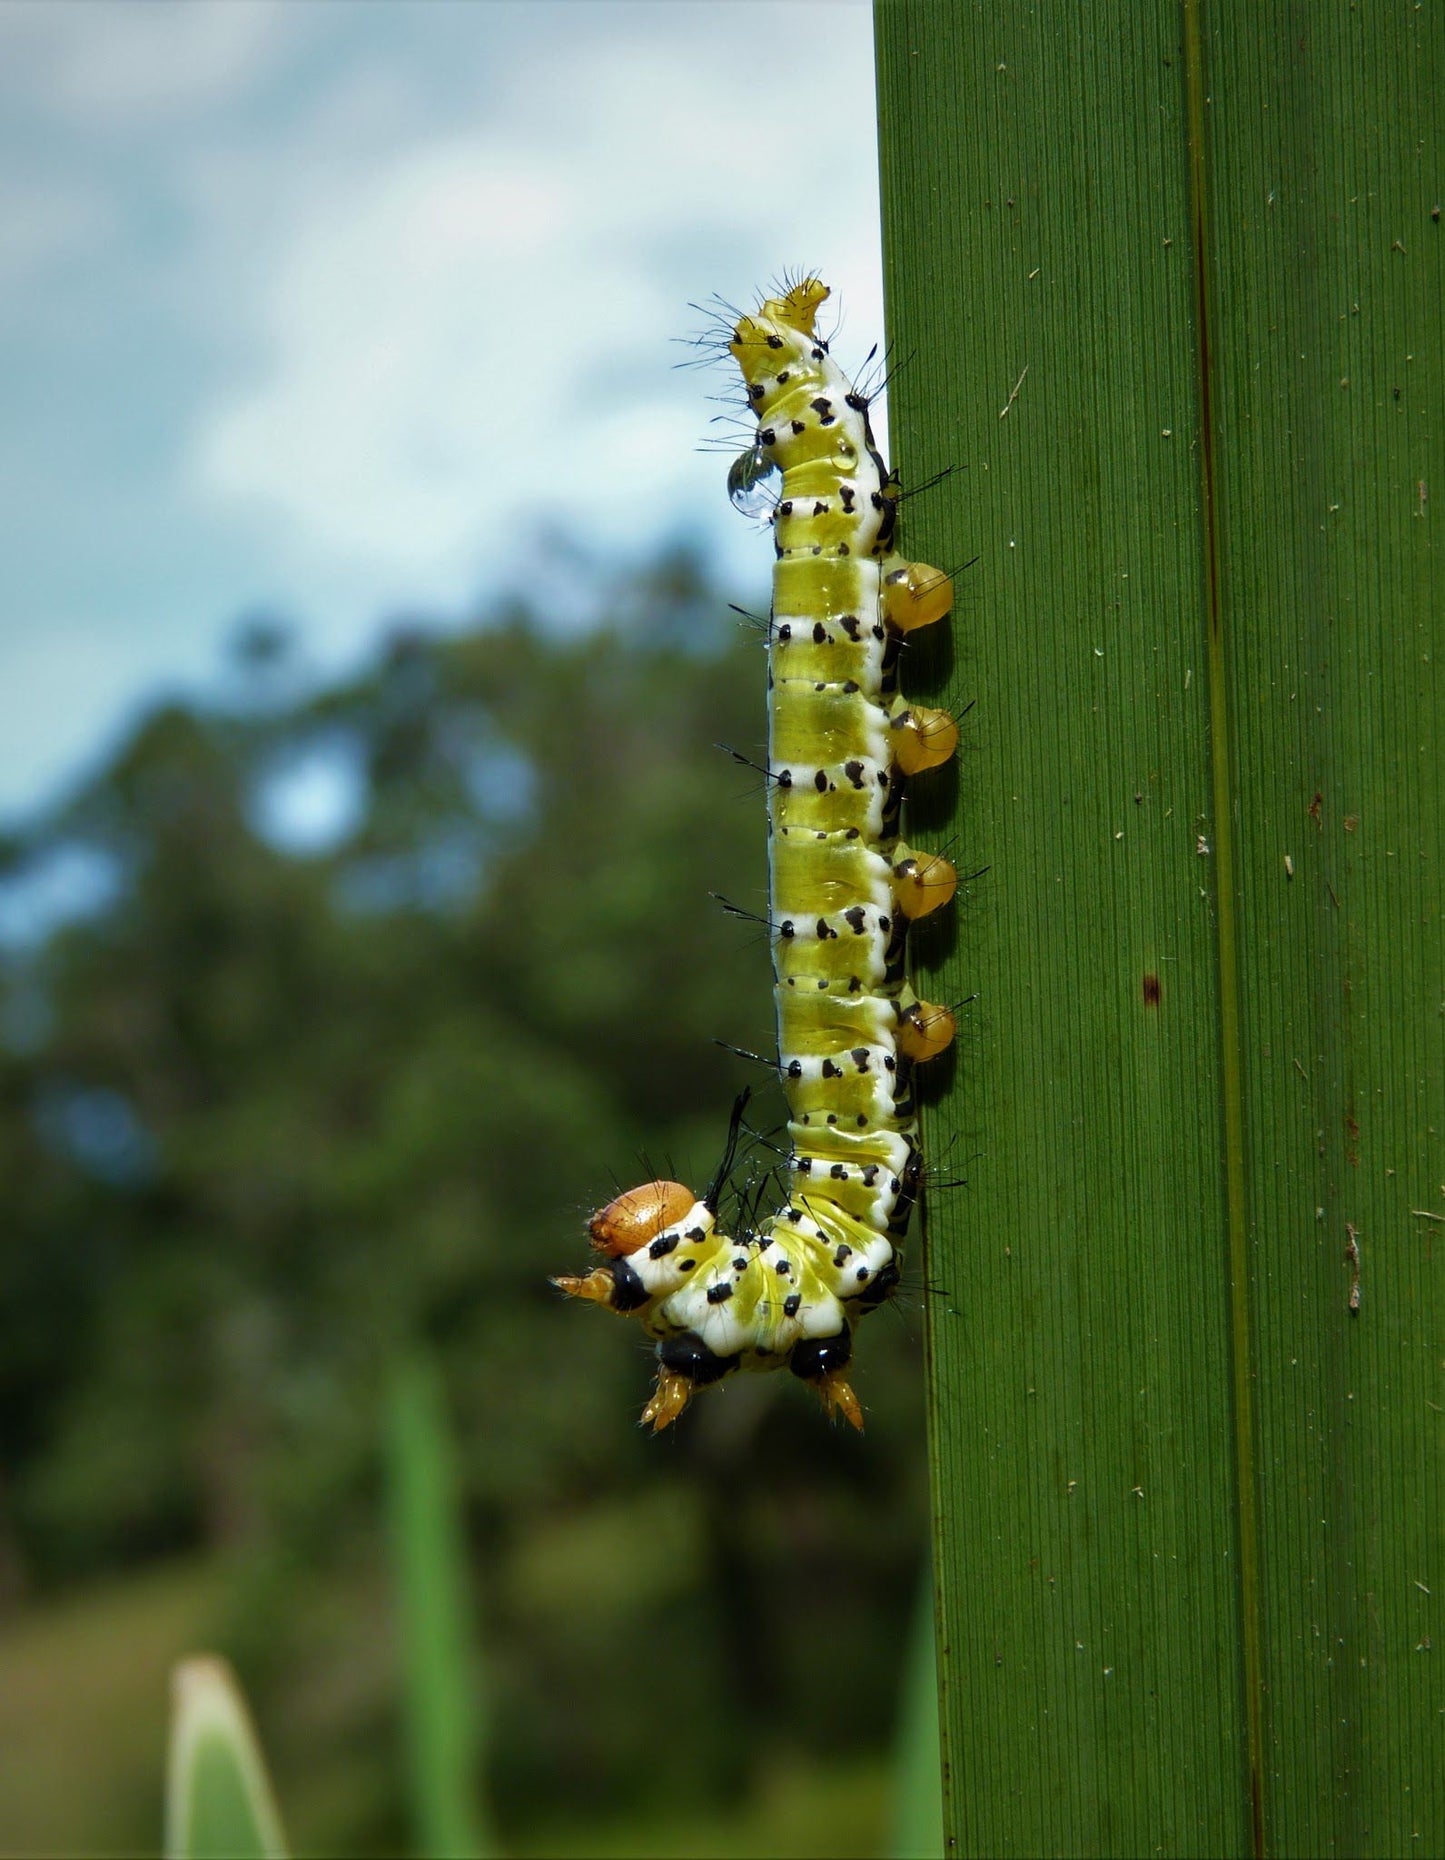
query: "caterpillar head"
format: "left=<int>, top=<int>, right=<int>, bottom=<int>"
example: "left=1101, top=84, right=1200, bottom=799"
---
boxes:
left=552, top=1179, right=700, bottom=1312
left=729, top=276, right=831, bottom=387
left=758, top=276, right=830, bottom=335
left=588, top=1179, right=696, bottom=1256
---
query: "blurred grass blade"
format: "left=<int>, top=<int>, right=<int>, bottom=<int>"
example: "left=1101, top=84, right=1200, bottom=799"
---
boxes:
left=877, top=1, right=1443, bottom=1853
left=385, top=1351, right=493, bottom=1860
left=889, top=1573, right=943, bottom=1860
left=165, top=1656, right=287, bottom=1860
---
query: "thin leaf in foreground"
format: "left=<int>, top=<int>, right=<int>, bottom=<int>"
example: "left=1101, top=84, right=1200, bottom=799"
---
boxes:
left=164, top=1655, right=287, bottom=1860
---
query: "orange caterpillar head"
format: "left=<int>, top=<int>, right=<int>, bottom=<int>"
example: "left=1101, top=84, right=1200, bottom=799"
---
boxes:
left=554, top=1179, right=698, bottom=1312
left=588, top=1179, right=696, bottom=1256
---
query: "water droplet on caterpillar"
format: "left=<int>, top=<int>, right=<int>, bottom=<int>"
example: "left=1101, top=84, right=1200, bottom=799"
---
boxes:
left=728, top=440, right=780, bottom=518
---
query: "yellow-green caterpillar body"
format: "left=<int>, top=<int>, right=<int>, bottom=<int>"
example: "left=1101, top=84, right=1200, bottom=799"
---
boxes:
left=555, top=279, right=957, bottom=1429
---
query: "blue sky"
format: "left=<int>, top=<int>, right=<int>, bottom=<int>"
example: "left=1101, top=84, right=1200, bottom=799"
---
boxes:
left=0, top=0, right=882, bottom=826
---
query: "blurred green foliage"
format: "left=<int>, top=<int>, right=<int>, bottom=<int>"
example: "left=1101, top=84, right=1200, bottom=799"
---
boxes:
left=0, top=547, right=929, bottom=1855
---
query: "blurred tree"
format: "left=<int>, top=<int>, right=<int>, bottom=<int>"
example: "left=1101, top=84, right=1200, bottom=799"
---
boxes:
left=0, top=544, right=928, bottom=1852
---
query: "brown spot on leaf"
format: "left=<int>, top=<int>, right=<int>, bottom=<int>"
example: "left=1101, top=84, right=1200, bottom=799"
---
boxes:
left=1142, top=973, right=1162, bottom=1006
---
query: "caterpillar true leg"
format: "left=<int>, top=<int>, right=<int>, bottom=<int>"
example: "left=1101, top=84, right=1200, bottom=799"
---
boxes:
left=554, top=277, right=961, bottom=1430
left=640, top=1370, right=697, bottom=1433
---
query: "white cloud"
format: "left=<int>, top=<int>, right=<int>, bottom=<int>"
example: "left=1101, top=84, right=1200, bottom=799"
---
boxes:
left=0, top=615, right=203, bottom=820
left=0, top=0, right=295, bottom=123
left=0, top=2, right=883, bottom=819
left=197, top=141, right=589, bottom=572
left=0, top=173, right=109, bottom=293
left=188, top=10, right=883, bottom=616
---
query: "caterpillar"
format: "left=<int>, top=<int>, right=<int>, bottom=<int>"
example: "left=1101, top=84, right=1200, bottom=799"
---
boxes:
left=554, top=277, right=958, bottom=1430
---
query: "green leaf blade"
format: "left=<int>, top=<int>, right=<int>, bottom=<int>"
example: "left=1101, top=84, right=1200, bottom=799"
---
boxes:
left=1202, top=12, right=1445, bottom=1853
left=878, top=6, right=1247, bottom=1851
left=165, top=1657, right=287, bottom=1860
left=876, top=2, right=1443, bottom=1853
left=385, top=1351, right=494, bottom=1860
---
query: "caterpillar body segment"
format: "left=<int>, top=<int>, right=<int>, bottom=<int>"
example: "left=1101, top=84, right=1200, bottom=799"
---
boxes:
left=554, top=278, right=958, bottom=1430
